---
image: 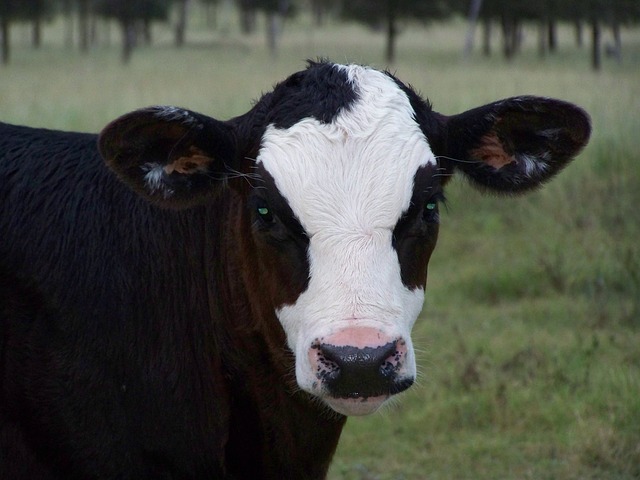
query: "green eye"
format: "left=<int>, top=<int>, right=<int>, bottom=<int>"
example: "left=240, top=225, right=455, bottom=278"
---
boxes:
left=423, top=200, right=439, bottom=224
left=256, top=204, right=275, bottom=224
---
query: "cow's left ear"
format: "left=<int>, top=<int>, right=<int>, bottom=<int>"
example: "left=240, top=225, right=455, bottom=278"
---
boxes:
left=440, top=96, right=591, bottom=193
left=99, top=106, right=237, bottom=208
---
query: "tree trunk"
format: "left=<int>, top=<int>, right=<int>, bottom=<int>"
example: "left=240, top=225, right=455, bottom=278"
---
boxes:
left=1, top=16, right=10, bottom=65
left=538, top=20, right=547, bottom=57
left=463, top=0, right=483, bottom=58
left=482, top=18, right=491, bottom=56
left=548, top=19, right=557, bottom=52
left=611, top=21, right=621, bottom=63
left=514, top=22, right=523, bottom=54
left=206, top=2, right=218, bottom=29
left=121, top=20, right=136, bottom=64
left=385, top=0, right=397, bottom=64
left=90, top=12, right=98, bottom=46
left=266, top=11, right=280, bottom=57
left=33, top=16, right=42, bottom=48
left=78, top=0, right=90, bottom=52
left=502, top=17, right=511, bottom=59
left=575, top=21, right=583, bottom=48
left=311, top=0, right=324, bottom=27
left=501, top=16, right=518, bottom=60
left=141, top=19, right=152, bottom=45
left=175, top=0, right=189, bottom=47
left=591, top=19, right=601, bottom=71
left=104, top=19, right=111, bottom=46
left=239, top=1, right=257, bottom=35
left=63, top=0, right=74, bottom=47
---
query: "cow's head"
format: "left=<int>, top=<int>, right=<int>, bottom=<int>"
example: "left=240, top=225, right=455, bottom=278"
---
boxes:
left=99, top=61, right=590, bottom=416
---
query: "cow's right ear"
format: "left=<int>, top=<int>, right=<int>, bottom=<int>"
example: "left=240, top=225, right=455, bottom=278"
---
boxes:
left=99, top=106, right=237, bottom=208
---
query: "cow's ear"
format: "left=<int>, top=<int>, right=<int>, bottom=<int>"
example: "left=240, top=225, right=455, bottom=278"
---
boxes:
left=440, top=96, right=591, bottom=193
left=99, top=106, right=237, bottom=208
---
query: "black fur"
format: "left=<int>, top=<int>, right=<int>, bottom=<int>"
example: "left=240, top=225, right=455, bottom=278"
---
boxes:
left=264, top=60, right=358, bottom=129
left=0, top=122, right=344, bottom=479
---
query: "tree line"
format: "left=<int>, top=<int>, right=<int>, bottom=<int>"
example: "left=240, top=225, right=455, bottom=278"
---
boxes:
left=1, top=0, right=637, bottom=68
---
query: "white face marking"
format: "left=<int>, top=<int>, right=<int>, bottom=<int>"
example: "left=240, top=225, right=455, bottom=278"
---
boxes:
left=257, top=65, right=436, bottom=410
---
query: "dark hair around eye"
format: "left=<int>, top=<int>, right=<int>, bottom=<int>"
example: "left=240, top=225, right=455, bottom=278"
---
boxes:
left=423, top=193, right=446, bottom=223
left=249, top=196, right=276, bottom=227
left=257, top=205, right=274, bottom=224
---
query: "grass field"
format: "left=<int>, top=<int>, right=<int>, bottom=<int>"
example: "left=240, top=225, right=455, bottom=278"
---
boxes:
left=1, top=9, right=639, bottom=479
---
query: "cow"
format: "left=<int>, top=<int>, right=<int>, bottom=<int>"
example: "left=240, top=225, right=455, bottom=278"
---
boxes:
left=0, top=60, right=590, bottom=479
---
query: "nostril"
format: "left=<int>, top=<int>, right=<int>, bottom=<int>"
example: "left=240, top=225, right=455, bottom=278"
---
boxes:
left=313, top=339, right=409, bottom=398
left=320, top=341, right=397, bottom=372
left=314, top=345, right=341, bottom=385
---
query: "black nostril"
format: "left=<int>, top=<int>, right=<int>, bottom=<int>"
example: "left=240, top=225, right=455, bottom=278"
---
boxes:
left=315, top=341, right=410, bottom=399
left=320, top=341, right=397, bottom=374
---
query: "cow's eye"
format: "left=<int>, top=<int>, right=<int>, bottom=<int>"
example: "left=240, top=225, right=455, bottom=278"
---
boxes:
left=423, top=195, right=443, bottom=224
left=257, top=205, right=275, bottom=224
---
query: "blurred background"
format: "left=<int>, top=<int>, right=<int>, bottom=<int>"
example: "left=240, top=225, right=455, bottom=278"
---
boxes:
left=1, top=1, right=639, bottom=479
left=1, top=0, right=639, bottom=66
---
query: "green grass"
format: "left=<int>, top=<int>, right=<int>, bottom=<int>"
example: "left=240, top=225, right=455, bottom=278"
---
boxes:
left=2, top=9, right=639, bottom=479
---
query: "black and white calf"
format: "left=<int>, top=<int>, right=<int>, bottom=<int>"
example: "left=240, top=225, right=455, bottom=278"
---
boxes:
left=0, top=61, right=590, bottom=478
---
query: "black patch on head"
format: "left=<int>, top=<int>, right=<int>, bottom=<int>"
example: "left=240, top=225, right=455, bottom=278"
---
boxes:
left=392, top=164, right=443, bottom=289
left=264, top=61, right=359, bottom=129
left=251, top=167, right=308, bottom=244
left=249, top=166, right=310, bottom=306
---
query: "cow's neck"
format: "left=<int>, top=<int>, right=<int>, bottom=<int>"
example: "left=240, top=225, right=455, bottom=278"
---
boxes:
left=224, top=356, right=346, bottom=479
left=206, top=194, right=346, bottom=479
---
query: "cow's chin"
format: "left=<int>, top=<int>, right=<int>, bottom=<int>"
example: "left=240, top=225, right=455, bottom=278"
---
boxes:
left=323, top=395, right=388, bottom=416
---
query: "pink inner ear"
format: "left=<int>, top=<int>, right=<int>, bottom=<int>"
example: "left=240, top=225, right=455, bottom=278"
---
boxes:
left=470, top=132, right=515, bottom=170
left=164, top=146, right=214, bottom=175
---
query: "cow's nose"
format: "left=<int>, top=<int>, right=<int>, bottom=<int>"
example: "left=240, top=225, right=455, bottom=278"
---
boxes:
left=311, top=331, right=412, bottom=399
